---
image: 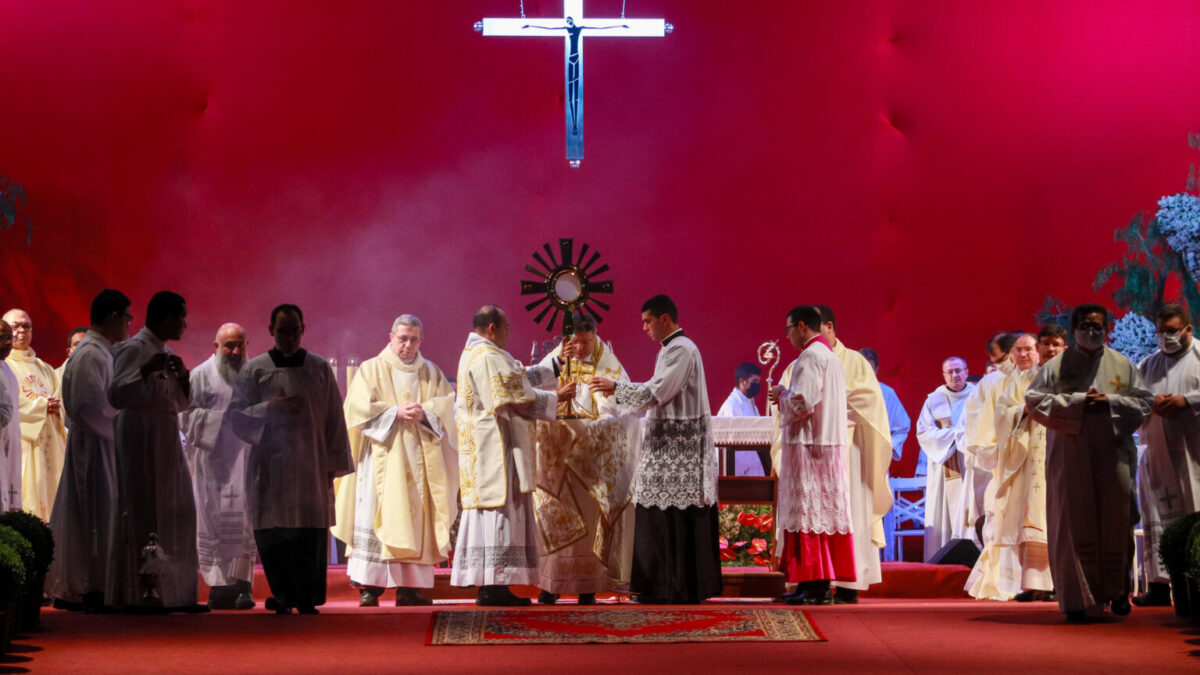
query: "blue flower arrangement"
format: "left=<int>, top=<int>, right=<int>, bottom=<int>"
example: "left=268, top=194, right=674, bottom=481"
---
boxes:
left=1156, top=192, right=1200, bottom=278
left=1108, top=312, right=1157, bottom=364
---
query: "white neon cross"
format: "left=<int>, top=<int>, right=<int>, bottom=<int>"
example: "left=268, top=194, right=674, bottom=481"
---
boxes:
left=475, top=0, right=672, bottom=167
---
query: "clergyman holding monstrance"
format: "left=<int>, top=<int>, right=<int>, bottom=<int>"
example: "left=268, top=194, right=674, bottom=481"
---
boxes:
left=531, top=312, right=639, bottom=604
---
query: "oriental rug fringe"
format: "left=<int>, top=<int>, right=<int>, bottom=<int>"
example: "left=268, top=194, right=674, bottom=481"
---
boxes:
left=426, top=608, right=825, bottom=645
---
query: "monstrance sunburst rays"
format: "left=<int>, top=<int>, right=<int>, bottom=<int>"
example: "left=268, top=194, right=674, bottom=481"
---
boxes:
left=520, top=237, right=613, bottom=334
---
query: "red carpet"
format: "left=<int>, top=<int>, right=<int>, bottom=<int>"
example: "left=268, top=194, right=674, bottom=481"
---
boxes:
left=427, top=607, right=824, bottom=644
left=14, top=600, right=1199, bottom=673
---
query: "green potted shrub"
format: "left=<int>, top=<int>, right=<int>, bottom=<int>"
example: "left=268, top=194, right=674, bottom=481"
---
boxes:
left=1158, top=512, right=1200, bottom=617
left=0, top=542, right=26, bottom=654
left=1187, top=519, right=1200, bottom=624
left=0, top=511, right=55, bottom=629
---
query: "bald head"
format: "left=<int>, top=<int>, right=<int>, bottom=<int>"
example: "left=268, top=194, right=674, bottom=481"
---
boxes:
left=472, top=305, right=510, bottom=348
left=214, top=323, right=248, bottom=369
left=2, top=309, right=32, bottom=351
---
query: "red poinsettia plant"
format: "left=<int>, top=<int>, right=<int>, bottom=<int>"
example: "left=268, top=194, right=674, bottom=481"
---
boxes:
left=717, top=505, right=775, bottom=568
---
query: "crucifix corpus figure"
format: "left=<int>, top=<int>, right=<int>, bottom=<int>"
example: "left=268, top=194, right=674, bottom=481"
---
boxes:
left=475, top=0, right=672, bottom=167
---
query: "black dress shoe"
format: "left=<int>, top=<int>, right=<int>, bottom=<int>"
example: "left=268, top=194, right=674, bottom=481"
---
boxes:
left=265, top=597, right=292, bottom=615
left=359, top=590, right=379, bottom=607
left=1014, top=590, right=1037, bottom=602
left=629, top=594, right=664, bottom=605
left=537, top=590, right=559, bottom=605
left=1065, top=611, right=1087, bottom=623
left=1110, top=595, right=1131, bottom=616
left=395, top=588, right=433, bottom=606
left=296, top=605, right=320, bottom=615
left=833, top=587, right=858, bottom=604
left=577, top=593, right=596, bottom=605
left=1131, top=582, right=1171, bottom=607
left=477, top=586, right=531, bottom=607
left=233, top=592, right=256, bottom=610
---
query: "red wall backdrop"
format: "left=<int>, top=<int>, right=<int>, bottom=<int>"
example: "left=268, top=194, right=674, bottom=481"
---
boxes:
left=2, top=1, right=1199, bottom=473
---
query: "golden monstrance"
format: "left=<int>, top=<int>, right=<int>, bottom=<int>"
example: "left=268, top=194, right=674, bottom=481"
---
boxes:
left=520, top=238, right=613, bottom=418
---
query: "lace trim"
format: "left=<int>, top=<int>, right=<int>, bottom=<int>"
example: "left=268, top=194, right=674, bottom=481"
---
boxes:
left=613, top=381, right=655, bottom=417
left=454, top=544, right=537, bottom=570
left=525, top=364, right=553, bottom=390
left=776, top=443, right=853, bottom=537
left=633, top=416, right=717, bottom=510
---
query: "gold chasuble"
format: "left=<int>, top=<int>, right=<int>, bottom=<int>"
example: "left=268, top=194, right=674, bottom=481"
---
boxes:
left=532, top=340, right=636, bottom=590
left=6, top=348, right=67, bottom=519
left=332, top=348, right=458, bottom=564
left=831, top=340, right=895, bottom=547
left=456, top=335, right=549, bottom=509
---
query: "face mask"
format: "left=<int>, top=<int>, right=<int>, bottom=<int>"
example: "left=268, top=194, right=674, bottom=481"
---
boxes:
left=745, top=383, right=761, bottom=398
left=1074, top=327, right=1105, bottom=352
left=1158, top=333, right=1186, bottom=355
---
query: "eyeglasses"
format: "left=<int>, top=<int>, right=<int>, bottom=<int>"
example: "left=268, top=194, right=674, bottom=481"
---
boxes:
left=784, top=324, right=797, bottom=332
left=9, top=323, right=31, bottom=332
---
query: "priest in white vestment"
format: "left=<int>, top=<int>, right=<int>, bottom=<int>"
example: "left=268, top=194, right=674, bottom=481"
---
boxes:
left=0, top=321, right=21, bottom=512
left=1026, top=303, right=1152, bottom=620
left=716, top=362, right=766, bottom=476
left=2, top=309, right=68, bottom=520
left=106, top=291, right=201, bottom=611
left=533, top=313, right=636, bottom=604
left=772, top=306, right=855, bottom=605
left=452, top=305, right=560, bottom=606
left=967, top=332, right=1063, bottom=600
left=814, top=306, right=893, bottom=602
left=332, top=314, right=457, bottom=607
left=230, top=304, right=353, bottom=614
left=592, top=295, right=722, bottom=604
left=46, top=289, right=130, bottom=610
left=916, top=356, right=976, bottom=561
left=1133, top=304, right=1200, bottom=607
left=180, top=323, right=257, bottom=610
left=961, top=339, right=1016, bottom=548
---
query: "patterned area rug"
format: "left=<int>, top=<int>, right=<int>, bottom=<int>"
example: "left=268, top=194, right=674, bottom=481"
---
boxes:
left=427, top=608, right=825, bottom=645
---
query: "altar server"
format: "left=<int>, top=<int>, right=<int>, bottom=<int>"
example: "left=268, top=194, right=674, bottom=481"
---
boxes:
left=1133, top=303, right=1200, bottom=607
left=961, top=332, right=1017, bottom=547
left=105, top=291, right=201, bottom=611
left=2, top=308, right=67, bottom=520
left=916, top=356, right=976, bottom=560
left=180, top=323, right=257, bottom=610
left=452, top=305, right=561, bottom=606
left=771, top=305, right=854, bottom=605
left=46, top=289, right=130, bottom=610
left=1026, top=303, right=1152, bottom=621
left=333, top=314, right=458, bottom=607
left=230, top=304, right=353, bottom=614
left=592, top=295, right=722, bottom=604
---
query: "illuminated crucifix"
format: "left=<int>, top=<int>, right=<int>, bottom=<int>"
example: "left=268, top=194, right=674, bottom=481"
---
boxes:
left=474, top=1, right=673, bottom=168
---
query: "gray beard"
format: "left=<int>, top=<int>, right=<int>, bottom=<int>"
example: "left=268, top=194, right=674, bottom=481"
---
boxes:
left=215, top=354, right=243, bottom=384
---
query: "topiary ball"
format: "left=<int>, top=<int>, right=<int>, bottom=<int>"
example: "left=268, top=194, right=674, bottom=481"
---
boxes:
left=0, top=527, right=34, bottom=588
left=0, top=511, right=53, bottom=578
left=1159, top=512, right=1200, bottom=578
left=1188, top=519, right=1200, bottom=582
left=0, top=544, right=26, bottom=604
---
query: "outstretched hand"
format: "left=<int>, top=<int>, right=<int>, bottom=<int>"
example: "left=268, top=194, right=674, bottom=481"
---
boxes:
left=589, top=377, right=616, bottom=397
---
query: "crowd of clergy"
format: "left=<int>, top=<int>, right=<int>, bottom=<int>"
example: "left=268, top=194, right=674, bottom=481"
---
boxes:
left=0, top=288, right=1194, bottom=621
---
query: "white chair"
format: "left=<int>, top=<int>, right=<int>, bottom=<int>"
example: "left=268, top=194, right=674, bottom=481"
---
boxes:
left=883, top=476, right=927, bottom=562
